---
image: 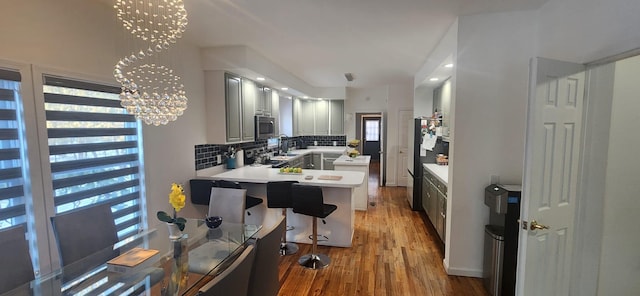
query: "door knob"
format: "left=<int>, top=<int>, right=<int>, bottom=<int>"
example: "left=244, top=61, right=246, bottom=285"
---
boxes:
left=529, top=220, right=550, bottom=231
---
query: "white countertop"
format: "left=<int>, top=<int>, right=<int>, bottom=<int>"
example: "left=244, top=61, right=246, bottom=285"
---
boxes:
left=208, top=165, right=365, bottom=188
left=269, top=146, right=347, bottom=162
left=423, top=163, right=449, bottom=186
left=334, top=155, right=371, bottom=166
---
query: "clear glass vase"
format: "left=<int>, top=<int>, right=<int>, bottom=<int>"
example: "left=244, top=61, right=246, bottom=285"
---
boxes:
left=163, top=236, right=189, bottom=296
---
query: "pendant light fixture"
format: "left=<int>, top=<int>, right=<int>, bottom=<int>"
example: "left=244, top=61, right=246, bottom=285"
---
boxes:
left=113, top=0, right=189, bottom=126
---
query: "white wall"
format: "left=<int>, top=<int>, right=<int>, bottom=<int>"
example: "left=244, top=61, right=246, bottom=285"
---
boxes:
left=445, top=10, right=536, bottom=276
left=344, top=82, right=413, bottom=186
left=597, top=55, right=640, bottom=296
left=0, top=0, right=206, bottom=235
left=413, top=84, right=433, bottom=117
left=537, top=0, right=640, bottom=64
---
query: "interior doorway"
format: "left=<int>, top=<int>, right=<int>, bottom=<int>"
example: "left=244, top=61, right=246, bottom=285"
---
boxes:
left=362, top=117, right=381, bottom=160
left=356, top=112, right=385, bottom=186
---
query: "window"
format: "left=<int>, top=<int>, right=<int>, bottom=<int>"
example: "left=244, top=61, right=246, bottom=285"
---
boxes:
left=42, top=75, right=146, bottom=241
left=365, top=119, right=380, bottom=141
left=0, top=68, right=30, bottom=230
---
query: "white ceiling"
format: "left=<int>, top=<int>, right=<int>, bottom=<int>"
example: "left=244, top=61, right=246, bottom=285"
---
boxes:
left=167, top=0, right=547, bottom=88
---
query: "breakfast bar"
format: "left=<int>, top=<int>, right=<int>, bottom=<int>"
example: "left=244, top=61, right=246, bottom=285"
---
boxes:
left=208, top=166, right=365, bottom=247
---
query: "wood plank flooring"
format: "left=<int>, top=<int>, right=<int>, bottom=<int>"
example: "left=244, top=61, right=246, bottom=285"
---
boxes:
left=277, top=161, right=488, bottom=296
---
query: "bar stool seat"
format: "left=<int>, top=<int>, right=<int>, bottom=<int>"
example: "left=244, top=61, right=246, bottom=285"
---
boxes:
left=291, top=184, right=337, bottom=269
left=266, top=181, right=299, bottom=255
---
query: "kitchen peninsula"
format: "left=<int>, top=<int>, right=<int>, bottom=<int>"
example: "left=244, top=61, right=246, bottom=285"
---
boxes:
left=208, top=165, right=365, bottom=247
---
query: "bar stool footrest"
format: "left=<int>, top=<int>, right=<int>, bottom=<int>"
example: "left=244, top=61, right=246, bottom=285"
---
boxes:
left=298, top=253, right=330, bottom=269
left=280, top=242, right=299, bottom=256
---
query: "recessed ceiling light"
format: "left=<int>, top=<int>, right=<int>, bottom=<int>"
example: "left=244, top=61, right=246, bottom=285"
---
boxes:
left=281, top=87, right=288, bottom=91
left=444, top=63, right=454, bottom=68
left=287, top=96, right=292, bottom=100
left=256, top=77, right=265, bottom=81
left=430, top=77, right=439, bottom=82
left=317, top=98, right=323, bottom=101
left=302, top=96, right=309, bottom=99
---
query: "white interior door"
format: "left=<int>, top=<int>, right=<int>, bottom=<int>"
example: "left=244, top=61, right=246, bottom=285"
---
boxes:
left=397, top=110, right=412, bottom=187
left=517, top=57, right=586, bottom=296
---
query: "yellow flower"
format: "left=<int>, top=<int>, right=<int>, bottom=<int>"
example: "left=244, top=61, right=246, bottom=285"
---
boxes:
left=169, top=183, right=186, bottom=212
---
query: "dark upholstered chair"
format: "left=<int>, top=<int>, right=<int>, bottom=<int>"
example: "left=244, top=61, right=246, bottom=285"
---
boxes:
left=0, top=225, right=35, bottom=294
left=50, top=203, right=120, bottom=281
left=247, top=215, right=285, bottom=296
left=190, top=179, right=216, bottom=205
left=266, top=181, right=299, bottom=255
left=291, top=184, right=337, bottom=269
left=197, top=244, right=256, bottom=296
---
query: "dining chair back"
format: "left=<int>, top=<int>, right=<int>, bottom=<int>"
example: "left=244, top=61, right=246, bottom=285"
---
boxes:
left=215, top=180, right=263, bottom=210
left=197, top=244, right=257, bottom=296
left=247, top=215, right=285, bottom=296
left=50, top=203, right=120, bottom=280
left=0, top=225, right=34, bottom=294
left=209, top=187, right=246, bottom=224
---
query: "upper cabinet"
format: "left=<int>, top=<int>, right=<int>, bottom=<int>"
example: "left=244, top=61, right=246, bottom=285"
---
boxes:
left=255, top=85, right=272, bottom=116
left=292, top=98, right=344, bottom=136
left=433, top=79, right=452, bottom=139
left=206, top=71, right=268, bottom=143
left=241, top=78, right=256, bottom=142
left=225, top=73, right=242, bottom=142
left=329, top=100, right=344, bottom=135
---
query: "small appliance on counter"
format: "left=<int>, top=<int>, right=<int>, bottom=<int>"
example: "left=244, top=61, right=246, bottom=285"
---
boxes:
left=483, top=184, right=521, bottom=296
left=297, top=138, right=307, bottom=149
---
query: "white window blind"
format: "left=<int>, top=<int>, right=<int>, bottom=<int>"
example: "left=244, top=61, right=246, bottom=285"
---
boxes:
left=42, top=75, right=145, bottom=241
left=0, top=68, right=30, bottom=230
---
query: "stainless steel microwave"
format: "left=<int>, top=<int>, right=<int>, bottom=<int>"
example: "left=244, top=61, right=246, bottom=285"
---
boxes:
left=255, top=115, right=275, bottom=140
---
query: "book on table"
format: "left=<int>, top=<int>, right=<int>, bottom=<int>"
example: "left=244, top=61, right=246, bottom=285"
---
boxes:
left=107, top=247, right=160, bottom=274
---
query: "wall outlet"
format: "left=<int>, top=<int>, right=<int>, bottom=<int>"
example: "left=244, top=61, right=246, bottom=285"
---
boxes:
left=216, top=155, right=222, bottom=164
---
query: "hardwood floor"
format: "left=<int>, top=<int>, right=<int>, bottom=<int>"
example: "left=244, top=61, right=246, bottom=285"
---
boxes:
left=277, top=161, right=488, bottom=295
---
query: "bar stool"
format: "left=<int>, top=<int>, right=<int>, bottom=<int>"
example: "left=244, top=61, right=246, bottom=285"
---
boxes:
left=291, top=184, right=337, bottom=269
left=216, top=180, right=263, bottom=215
left=266, top=181, right=299, bottom=256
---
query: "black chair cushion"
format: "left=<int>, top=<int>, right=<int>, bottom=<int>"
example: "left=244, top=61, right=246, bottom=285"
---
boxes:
left=266, top=181, right=298, bottom=209
left=216, top=180, right=263, bottom=210
left=291, top=184, right=337, bottom=219
left=190, top=179, right=216, bottom=205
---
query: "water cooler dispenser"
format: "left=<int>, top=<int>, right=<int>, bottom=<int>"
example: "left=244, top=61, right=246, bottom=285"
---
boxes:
left=483, top=184, right=521, bottom=296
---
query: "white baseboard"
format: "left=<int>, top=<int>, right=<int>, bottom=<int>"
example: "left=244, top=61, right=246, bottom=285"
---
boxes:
left=443, top=260, right=483, bottom=278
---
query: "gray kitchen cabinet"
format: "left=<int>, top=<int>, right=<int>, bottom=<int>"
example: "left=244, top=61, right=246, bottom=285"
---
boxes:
left=224, top=73, right=242, bottom=142
left=256, top=85, right=272, bottom=116
left=271, top=90, right=279, bottom=135
left=422, top=168, right=430, bottom=214
left=303, top=154, right=313, bottom=169
left=329, top=100, right=344, bottom=135
left=292, top=98, right=345, bottom=136
left=427, top=174, right=438, bottom=229
left=299, top=99, right=315, bottom=135
left=321, top=153, right=342, bottom=170
left=241, top=78, right=256, bottom=141
left=312, top=153, right=321, bottom=169
left=436, top=188, right=447, bottom=242
left=314, top=100, right=329, bottom=135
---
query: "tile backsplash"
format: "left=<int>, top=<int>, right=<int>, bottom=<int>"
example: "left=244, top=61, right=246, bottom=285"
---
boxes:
left=195, top=135, right=346, bottom=171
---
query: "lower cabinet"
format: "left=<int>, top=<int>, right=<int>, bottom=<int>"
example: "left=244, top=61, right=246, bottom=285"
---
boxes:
left=422, top=167, right=447, bottom=244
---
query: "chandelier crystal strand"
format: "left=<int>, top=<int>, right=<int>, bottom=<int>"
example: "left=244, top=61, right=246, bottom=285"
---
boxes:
left=114, top=0, right=188, bottom=126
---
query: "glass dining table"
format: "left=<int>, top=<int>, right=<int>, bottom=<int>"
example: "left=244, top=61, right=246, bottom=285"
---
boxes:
left=2, top=219, right=261, bottom=296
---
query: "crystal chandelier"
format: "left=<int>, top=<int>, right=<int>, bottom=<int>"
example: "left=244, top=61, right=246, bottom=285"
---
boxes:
left=113, top=0, right=189, bottom=126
